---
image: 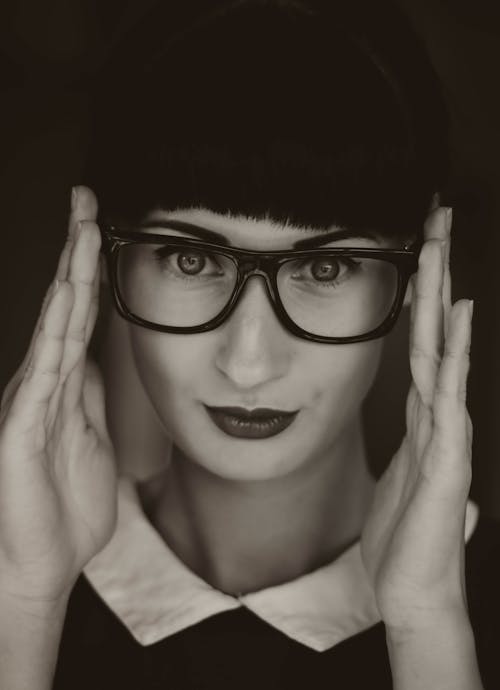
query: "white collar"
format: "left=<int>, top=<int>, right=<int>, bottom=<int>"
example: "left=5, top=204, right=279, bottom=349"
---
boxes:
left=84, top=477, right=479, bottom=653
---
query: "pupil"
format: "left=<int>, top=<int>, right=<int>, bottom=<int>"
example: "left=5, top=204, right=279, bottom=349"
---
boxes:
left=311, top=258, right=339, bottom=281
left=178, top=252, right=205, bottom=275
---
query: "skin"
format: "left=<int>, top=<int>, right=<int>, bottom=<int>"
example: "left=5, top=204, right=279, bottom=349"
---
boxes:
left=0, top=187, right=483, bottom=689
left=127, top=209, right=388, bottom=589
left=128, top=210, right=383, bottom=480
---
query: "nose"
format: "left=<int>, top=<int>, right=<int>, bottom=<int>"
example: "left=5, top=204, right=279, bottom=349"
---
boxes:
left=214, top=276, right=292, bottom=390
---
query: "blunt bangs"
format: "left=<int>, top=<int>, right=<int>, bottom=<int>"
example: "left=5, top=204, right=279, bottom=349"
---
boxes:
left=85, top=0, right=450, bottom=237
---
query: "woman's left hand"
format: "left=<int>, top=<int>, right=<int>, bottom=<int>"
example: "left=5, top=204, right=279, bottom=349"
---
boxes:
left=361, top=206, right=474, bottom=634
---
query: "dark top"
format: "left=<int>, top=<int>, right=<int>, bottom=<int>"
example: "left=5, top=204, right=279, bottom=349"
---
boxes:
left=53, top=516, right=500, bottom=690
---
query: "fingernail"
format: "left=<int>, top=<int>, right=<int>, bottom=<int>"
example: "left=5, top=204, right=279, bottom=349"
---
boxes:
left=71, top=186, right=78, bottom=211
left=445, top=207, right=453, bottom=234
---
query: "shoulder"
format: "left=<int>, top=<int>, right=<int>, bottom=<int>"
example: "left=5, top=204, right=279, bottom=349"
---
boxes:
left=466, top=514, right=500, bottom=688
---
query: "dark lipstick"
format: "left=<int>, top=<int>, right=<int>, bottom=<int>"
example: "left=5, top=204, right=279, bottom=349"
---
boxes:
left=205, top=406, right=298, bottom=439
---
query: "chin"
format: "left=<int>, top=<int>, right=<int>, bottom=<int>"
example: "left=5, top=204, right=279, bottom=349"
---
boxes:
left=189, top=444, right=310, bottom=481
left=166, top=392, right=335, bottom=481
left=171, top=415, right=324, bottom=482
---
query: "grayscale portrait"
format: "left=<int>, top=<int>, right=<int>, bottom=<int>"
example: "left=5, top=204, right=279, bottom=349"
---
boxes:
left=0, top=1, right=499, bottom=688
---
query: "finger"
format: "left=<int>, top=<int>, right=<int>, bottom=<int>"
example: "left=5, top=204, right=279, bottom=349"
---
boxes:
left=56, top=186, right=99, bottom=282
left=85, top=258, right=101, bottom=346
left=424, top=206, right=453, bottom=332
left=58, top=256, right=101, bottom=420
left=15, top=187, right=85, bottom=378
left=423, top=206, right=448, bottom=242
left=0, top=279, right=60, bottom=412
left=442, top=210, right=453, bottom=333
left=408, top=273, right=417, bottom=337
left=74, top=185, right=98, bottom=221
left=410, top=239, right=445, bottom=406
left=433, top=299, right=473, bottom=448
left=49, top=221, right=102, bottom=427
left=60, top=351, right=87, bottom=422
left=8, top=282, right=74, bottom=431
left=6, top=187, right=99, bottom=396
left=60, top=221, right=102, bottom=380
left=61, top=270, right=103, bottom=421
left=418, top=302, right=473, bottom=504
left=61, top=356, right=109, bottom=439
left=2, top=188, right=99, bottom=420
left=82, top=359, right=110, bottom=440
left=405, top=382, right=431, bottom=469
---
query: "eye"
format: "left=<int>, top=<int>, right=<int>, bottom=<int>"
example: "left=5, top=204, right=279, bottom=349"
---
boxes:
left=177, top=251, right=206, bottom=275
left=291, top=256, right=359, bottom=286
left=153, top=246, right=224, bottom=278
left=309, top=258, right=341, bottom=282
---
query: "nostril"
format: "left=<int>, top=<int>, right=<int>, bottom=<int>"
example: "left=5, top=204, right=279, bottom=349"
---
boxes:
left=215, top=311, right=291, bottom=389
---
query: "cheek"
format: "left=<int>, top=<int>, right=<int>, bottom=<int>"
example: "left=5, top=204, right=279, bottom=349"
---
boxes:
left=302, top=339, right=384, bottom=417
left=128, top=328, right=211, bottom=415
left=128, top=322, right=384, bottom=447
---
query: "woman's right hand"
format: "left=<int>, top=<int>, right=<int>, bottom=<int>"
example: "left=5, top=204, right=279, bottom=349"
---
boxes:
left=0, top=186, right=117, bottom=610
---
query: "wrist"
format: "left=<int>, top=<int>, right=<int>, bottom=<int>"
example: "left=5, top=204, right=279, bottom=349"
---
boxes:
left=386, top=610, right=483, bottom=690
left=386, top=604, right=472, bottom=643
left=0, top=588, right=69, bottom=690
left=0, top=583, right=71, bottom=625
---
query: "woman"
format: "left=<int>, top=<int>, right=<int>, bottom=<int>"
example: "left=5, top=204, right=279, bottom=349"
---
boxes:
left=0, top=1, right=495, bottom=688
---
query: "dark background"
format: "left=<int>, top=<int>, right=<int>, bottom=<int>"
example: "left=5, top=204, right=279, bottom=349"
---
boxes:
left=1, top=1, right=499, bottom=514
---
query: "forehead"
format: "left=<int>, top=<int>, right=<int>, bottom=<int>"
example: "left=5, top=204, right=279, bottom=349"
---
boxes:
left=142, top=207, right=387, bottom=250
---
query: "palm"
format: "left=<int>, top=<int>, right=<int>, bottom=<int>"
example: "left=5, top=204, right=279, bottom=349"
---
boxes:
left=49, top=393, right=115, bottom=560
left=361, top=208, right=473, bottom=631
left=0, top=187, right=117, bottom=604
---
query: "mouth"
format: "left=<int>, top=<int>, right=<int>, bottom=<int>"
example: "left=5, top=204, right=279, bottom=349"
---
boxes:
left=204, top=405, right=299, bottom=439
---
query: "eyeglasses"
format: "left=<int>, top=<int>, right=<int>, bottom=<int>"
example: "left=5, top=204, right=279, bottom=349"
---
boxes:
left=100, top=225, right=418, bottom=344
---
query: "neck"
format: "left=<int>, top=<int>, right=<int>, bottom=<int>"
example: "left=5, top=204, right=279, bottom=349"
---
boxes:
left=140, top=418, right=375, bottom=595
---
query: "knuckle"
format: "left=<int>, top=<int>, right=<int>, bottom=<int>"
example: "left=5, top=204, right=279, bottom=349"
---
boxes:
left=38, top=319, right=64, bottom=341
left=1, top=374, right=19, bottom=408
left=78, top=275, right=95, bottom=288
left=443, top=345, right=468, bottom=362
left=434, top=382, right=454, bottom=401
left=66, top=325, right=87, bottom=342
left=410, top=346, right=440, bottom=367
left=24, top=361, right=36, bottom=380
left=29, top=365, right=60, bottom=381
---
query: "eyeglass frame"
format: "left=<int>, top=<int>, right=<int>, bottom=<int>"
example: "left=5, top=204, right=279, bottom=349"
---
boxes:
left=100, top=224, right=419, bottom=344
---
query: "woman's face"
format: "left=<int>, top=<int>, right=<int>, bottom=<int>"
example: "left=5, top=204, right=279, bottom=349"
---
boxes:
left=127, top=208, right=391, bottom=481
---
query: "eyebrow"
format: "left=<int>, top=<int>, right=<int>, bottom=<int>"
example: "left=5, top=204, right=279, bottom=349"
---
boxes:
left=139, top=220, right=377, bottom=248
left=292, top=229, right=377, bottom=248
left=139, top=220, right=227, bottom=244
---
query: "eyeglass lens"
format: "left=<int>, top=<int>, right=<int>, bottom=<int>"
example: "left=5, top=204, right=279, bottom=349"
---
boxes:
left=116, top=242, right=399, bottom=338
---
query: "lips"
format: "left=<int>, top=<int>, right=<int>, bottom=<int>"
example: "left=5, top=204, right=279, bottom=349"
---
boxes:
left=204, top=405, right=299, bottom=439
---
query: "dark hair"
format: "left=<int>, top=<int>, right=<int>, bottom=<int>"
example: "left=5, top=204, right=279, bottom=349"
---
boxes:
left=84, top=0, right=450, bottom=238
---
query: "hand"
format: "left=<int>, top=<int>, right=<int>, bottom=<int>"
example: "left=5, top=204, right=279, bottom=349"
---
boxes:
left=361, top=206, right=473, bottom=633
left=0, top=186, right=117, bottom=609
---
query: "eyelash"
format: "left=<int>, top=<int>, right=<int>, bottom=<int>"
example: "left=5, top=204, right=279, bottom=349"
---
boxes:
left=290, top=257, right=362, bottom=288
left=153, top=246, right=362, bottom=285
left=153, top=247, right=223, bottom=279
